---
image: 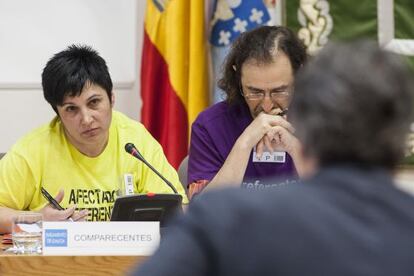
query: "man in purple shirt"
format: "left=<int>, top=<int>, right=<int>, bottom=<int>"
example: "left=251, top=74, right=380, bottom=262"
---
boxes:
left=188, top=26, right=307, bottom=198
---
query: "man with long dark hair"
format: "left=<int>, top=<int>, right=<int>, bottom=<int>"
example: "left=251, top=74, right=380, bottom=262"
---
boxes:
left=188, top=26, right=307, bottom=198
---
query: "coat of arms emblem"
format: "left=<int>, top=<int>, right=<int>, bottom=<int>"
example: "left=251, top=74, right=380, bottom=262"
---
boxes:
left=298, top=0, right=333, bottom=55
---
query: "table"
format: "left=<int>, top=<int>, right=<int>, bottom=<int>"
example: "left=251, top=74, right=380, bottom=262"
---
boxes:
left=0, top=235, right=146, bottom=275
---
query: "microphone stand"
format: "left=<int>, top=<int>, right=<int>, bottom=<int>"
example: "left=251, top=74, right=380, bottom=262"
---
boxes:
left=125, top=143, right=178, bottom=194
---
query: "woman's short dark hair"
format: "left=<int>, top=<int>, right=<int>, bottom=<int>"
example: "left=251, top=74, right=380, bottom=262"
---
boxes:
left=218, top=26, right=307, bottom=105
left=289, top=40, right=414, bottom=168
left=42, top=45, right=113, bottom=112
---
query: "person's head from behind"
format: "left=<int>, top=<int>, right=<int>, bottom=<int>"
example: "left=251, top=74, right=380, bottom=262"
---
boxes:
left=219, top=25, right=307, bottom=118
left=42, top=45, right=114, bottom=155
left=289, top=40, right=414, bottom=171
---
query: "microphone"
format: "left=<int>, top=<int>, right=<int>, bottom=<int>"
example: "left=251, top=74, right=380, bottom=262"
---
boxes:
left=125, top=143, right=178, bottom=194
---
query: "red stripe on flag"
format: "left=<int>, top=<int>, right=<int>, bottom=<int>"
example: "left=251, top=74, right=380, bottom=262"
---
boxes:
left=141, top=30, right=188, bottom=169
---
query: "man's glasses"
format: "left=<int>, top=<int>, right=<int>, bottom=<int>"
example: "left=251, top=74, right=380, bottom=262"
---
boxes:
left=240, top=85, right=292, bottom=102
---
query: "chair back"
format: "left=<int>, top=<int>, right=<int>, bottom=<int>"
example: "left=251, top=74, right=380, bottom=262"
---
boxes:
left=178, top=155, right=189, bottom=195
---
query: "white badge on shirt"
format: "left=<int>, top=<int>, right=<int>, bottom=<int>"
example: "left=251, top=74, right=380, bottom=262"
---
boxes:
left=122, top=173, right=135, bottom=195
left=252, top=147, right=286, bottom=163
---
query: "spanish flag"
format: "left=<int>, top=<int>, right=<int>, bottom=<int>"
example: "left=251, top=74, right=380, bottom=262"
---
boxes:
left=141, top=0, right=209, bottom=169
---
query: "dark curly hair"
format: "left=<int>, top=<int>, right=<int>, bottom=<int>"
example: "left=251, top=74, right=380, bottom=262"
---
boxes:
left=218, top=26, right=307, bottom=105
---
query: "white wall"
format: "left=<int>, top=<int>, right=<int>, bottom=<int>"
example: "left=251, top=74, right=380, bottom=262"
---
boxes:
left=0, top=0, right=146, bottom=152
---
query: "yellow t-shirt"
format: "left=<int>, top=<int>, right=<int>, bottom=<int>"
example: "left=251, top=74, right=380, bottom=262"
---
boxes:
left=0, top=111, right=188, bottom=221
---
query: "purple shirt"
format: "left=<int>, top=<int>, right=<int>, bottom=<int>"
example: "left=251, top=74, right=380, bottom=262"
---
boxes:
left=188, top=101, right=297, bottom=189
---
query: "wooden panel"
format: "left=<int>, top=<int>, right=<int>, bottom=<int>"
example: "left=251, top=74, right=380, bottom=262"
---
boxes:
left=0, top=235, right=146, bottom=275
left=0, top=255, right=145, bottom=275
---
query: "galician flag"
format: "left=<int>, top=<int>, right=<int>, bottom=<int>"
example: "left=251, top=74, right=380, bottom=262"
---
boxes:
left=210, top=0, right=282, bottom=103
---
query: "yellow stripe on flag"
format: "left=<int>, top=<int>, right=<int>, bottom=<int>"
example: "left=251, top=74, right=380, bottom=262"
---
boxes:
left=144, top=0, right=209, bottom=136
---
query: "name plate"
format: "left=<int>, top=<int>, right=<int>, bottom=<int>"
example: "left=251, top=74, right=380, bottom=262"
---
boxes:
left=42, top=221, right=160, bottom=256
left=252, top=150, right=286, bottom=163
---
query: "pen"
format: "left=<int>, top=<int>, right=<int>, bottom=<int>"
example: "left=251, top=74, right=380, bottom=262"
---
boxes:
left=278, top=108, right=288, bottom=116
left=41, top=187, right=74, bottom=222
